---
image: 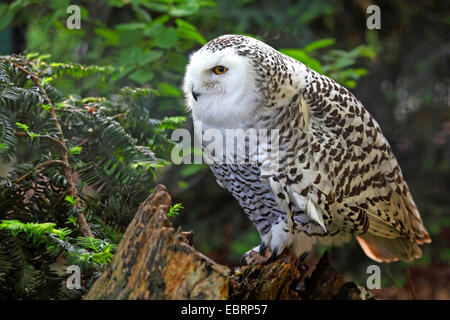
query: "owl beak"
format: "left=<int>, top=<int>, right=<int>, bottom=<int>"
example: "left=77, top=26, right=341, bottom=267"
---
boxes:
left=191, top=90, right=200, bottom=101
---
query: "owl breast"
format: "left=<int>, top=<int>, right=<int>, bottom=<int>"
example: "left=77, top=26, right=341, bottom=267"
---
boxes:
left=209, top=163, right=278, bottom=236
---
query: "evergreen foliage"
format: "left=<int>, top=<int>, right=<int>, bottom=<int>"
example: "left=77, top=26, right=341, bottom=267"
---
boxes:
left=0, top=54, right=181, bottom=299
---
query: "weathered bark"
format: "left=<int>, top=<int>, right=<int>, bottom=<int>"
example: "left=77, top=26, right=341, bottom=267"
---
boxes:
left=86, top=184, right=229, bottom=299
left=86, top=184, right=373, bottom=300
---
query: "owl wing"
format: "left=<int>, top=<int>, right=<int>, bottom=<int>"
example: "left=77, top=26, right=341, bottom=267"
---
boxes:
left=286, top=69, right=430, bottom=262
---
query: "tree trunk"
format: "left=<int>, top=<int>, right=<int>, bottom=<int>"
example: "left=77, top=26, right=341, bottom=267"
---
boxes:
left=86, top=184, right=373, bottom=300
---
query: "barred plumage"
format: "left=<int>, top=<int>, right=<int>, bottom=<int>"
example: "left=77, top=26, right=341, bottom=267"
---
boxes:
left=183, top=34, right=431, bottom=263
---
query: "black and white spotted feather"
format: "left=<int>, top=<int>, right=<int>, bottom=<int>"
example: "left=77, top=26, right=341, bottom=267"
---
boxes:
left=183, top=34, right=431, bottom=263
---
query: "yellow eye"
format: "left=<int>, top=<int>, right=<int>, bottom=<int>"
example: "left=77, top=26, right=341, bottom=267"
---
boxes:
left=213, top=66, right=228, bottom=75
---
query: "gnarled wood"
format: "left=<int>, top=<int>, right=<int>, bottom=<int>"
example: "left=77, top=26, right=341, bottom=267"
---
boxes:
left=86, top=184, right=373, bottom=300
left=86, top=185, right=229, bottom=300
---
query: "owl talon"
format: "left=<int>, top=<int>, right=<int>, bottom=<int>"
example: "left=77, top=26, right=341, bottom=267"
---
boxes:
left=259, top=241, right=266, bottom=256
left=270, top=247, right=279, bottom=260
left=299, top=251, right=309, bottom=262
left=240, top=252, right=250, bottom=266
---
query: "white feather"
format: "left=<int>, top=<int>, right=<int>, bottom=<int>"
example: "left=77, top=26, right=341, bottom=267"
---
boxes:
left=307, top=199, right=327, bottom=232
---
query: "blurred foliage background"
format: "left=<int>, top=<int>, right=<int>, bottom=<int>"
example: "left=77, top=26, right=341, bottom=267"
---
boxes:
left=0, top=0, right=448, bottom=299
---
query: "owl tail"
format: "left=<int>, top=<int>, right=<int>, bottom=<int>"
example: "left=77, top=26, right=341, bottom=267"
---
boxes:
left=356, top=233, right=423, bottom=263
left=357, top=185, right=431, bottom=263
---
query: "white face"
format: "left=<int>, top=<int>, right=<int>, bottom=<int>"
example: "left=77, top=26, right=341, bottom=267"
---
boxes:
left=183, top=47, right=262, bottom=128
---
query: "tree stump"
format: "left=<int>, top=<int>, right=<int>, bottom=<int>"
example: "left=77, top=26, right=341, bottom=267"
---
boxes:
left=86, top=184, right=373, bottom=300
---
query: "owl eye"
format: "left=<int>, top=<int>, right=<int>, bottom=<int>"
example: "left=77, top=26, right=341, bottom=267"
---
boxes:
left=212, top=66, right=228, bottom=75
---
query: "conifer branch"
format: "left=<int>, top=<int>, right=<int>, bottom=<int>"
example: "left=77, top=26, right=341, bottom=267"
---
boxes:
left=16, top=159, right=69, bottom=183
left=1, top=56, right=93, bottom=237
left=13, top=132, right=68, bottom=153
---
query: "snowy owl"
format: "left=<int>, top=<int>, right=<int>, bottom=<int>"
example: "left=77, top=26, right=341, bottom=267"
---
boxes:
left=183, top=34, right=431, bottom=263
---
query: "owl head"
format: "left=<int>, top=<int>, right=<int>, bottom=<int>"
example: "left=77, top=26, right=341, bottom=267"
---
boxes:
left=183, top=35, right=263, bottom=127
left=183, top=35, right=307, bottom=128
